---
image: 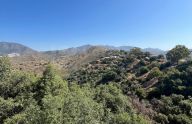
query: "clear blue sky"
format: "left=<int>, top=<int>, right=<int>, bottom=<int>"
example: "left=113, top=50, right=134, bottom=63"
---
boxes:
left=0, top=0, right=192, bottom=51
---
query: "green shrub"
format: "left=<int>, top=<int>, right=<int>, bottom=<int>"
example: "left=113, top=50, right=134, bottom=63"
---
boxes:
left=147, top=67, right=163, bottom=80
left=102, top=71, right=117, bottom=83
left=138, top=66, right=149, bottom=76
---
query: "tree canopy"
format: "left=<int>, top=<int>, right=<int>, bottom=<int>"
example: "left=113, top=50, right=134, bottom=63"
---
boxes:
left=166, top=45, right=190, bottom=64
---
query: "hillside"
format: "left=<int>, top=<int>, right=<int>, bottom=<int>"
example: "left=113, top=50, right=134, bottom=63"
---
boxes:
left=0, top=44, right=192, bottom=123
left=68, top=46, right=192, bottom=124
left=0, top=50, right=152, bottom=124
left=10, top=45, right=108, bottom=75
left=5, top=43, right=165, bottom=78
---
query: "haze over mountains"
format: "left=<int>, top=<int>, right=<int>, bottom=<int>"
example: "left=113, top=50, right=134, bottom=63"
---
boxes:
left=0, top=42, right=37, bottom=56
left=0, top=42, right=165, bottom=56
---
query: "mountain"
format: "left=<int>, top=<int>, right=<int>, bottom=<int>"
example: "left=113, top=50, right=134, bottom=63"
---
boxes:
left=63, top=45, right=94, bottom=55
left=0, top=42, right=37, bottom=55
left=142, top=48, right=166, bottom=55
left=1, top=42, right=165, bottom=74
left=103, top=45, right=165, bottom=55
left=0, top=42, right=165, bottom=56
left=44, top=45, right=165, bottom=56
left=104, top=45, right=134, bottom=51
left=43, top=45, right=94, bottom=56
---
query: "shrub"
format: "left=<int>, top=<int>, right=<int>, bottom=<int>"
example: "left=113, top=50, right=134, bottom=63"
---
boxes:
left=138, top=67, right=149, bottom=76
left=147, top=67, right=163, bottom=80
left=102, top=71, right=117, bottom=83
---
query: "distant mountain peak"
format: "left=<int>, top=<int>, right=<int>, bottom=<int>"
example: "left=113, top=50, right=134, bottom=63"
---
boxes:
left=0, top=42, right=37, bottom=55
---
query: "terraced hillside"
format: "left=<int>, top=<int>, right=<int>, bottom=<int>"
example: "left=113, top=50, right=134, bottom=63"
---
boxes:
left=68, top=46, right=192, bottom=123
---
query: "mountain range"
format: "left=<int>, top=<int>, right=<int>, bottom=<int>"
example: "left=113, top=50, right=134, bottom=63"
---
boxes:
left=0, top=41, right=166, bottom=75
left=0, top=42, right=165, bottom=56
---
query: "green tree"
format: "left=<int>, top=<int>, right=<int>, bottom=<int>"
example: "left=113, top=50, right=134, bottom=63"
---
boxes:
left=166, top=45, right=190, bottom=64
left=3, top=99, right=41, bottom=124
left=147, top=67, right=163, bottom=80
left=34, top=64, right=67, bottom=106
left=129, top=47, right=143, bottom=58
left=34, top=64, right=68, bottom=124
left=0, top=57, right=11, bottom=81
left=0, top=97, right=19, bottom=123
left=138, top=66, right=149, bottom=76
left=102, top=70, right=117, bottom=83
left=62, top=84, right=104, bottom=124
left=113, top=112, right=150, bottom=124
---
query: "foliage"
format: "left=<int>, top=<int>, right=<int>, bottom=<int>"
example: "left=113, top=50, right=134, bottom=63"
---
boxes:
left=113, top=112, right=150, bottom=124
left=166, top=45, right=190, bottom=64
left=151, top=94, right=192, bottom=124
left=0, top=57, right=150, bottom=124
left=147, top=67, right=163, bottom=80
left=101, top=70, right=117, bottom=83
left=129, top=47, right=144, bottom=59
left=62, top=84, right=105, bottom=124
left=138, top=66, right=149, bottom=76
left=3, top=45, right=192, bottom=124
left=0, top=57, right=11, bottom=81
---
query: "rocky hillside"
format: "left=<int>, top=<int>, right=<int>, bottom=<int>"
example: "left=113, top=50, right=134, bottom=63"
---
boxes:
left=11, top=46, right=108, bottom=75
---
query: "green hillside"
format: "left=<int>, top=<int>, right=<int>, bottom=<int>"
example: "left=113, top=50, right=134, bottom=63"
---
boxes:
left=0, top=45, right=192, bottom=124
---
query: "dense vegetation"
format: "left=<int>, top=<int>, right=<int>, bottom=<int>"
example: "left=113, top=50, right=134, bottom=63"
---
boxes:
left=0, top=57, right=150, bottom=123
left=68, top=45, right=192, bottom=124
left=1, top=45, right=192, bottom=124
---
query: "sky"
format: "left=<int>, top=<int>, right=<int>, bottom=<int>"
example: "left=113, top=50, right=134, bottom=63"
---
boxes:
left=0, top=0, right=192, bottom=51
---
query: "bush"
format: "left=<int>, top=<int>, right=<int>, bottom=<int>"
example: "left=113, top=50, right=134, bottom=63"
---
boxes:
left=148, top=61, right=160, bottom=70
left=138, top=67, right=149, bottom=76
left=147, top=67, right=163, bottom=80
left=102, top=71, right=117, bottom=83
left=139, top=60, right=147, bottom=66
left=113, top=112, right=150, bottom=124
left=154, top=113, right=169, bottom=124
left=150, top=56, right=158, bottom=62
left=136, top=88, right=146, bottom=99
left=160, top=62, right=171, bottom=70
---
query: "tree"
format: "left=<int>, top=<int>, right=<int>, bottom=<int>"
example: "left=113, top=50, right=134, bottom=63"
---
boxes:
left=0, top=57, right=11, bottom=81
left=138, top=66, right=149, bottom=76
left=129, top=47, right=143, bottom=58
left=147, top=67, right=163, bottom=80
left=34, top=64, right=68, bottom=124
left=166, top=45, right=190, bottom=64
left=34, top=64, right=67, bottom=106
left=0, top=97, right=19, bottom=123
left=62, top=84, right=104, bottom=124
left=113, top=112, right=150, bottom=124
left=101, top=71, right=117, bottom=83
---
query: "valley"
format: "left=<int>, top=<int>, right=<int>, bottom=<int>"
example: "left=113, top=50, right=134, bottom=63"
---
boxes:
left=0, top=42, right=192, bottom=124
